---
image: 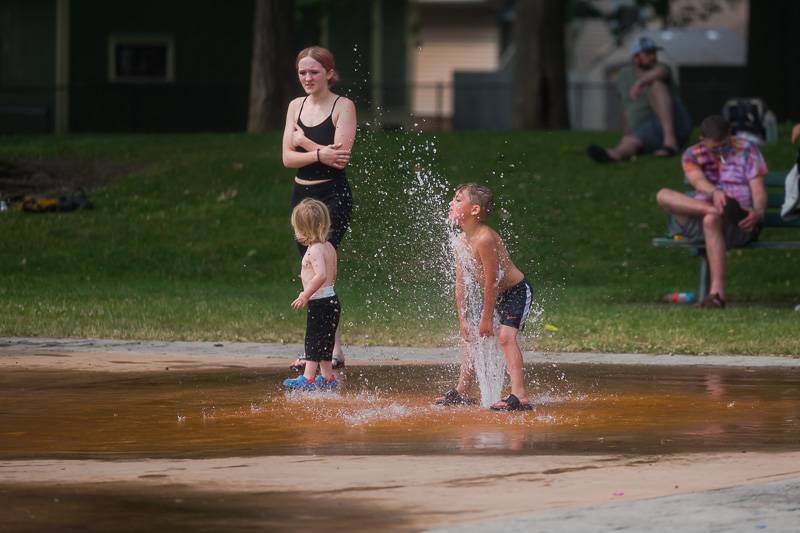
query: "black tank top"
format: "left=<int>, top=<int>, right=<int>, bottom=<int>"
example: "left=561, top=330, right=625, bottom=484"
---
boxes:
left=296, top=96, right=345, bottom=181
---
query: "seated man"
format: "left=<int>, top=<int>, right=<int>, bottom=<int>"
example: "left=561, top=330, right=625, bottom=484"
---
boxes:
left=655, top=115, right=768, bottom=308
left=588, top=36, right=692, bottom=162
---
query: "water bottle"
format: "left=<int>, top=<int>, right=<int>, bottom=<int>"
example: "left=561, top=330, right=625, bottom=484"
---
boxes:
left=662, top=291, right=695, bottom=304
left=764, top=110, right=778, bottom=144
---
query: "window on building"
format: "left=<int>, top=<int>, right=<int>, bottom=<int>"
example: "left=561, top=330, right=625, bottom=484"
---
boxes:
left=109, top=34, right=174, bottom=83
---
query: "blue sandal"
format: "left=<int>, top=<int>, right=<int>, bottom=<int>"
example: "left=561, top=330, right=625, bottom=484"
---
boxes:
left=282, top=375, right=317, bottom=390
left=314, top=375, right=339, bottom=390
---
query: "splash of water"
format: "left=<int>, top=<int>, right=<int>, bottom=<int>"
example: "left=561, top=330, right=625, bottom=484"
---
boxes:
left=349, top=126, right=455, bottom=329
left=339, top=402, right=416, bottom=426
left=470, top=338, right=506, bottom=407
left=348, top=103, right=543, bottom=407
left=449, top=231, right=506, bottom=407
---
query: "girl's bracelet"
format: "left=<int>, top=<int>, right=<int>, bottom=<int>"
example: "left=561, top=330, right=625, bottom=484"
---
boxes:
left=316, top=148, right=321, bottom=162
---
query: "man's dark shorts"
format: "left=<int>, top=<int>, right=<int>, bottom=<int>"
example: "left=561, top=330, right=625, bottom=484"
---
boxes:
left=495, top=278, right=533, bottom=331
left=633, top=98, right=693, bottom=154
left=667, top=215, right=761, bottom=248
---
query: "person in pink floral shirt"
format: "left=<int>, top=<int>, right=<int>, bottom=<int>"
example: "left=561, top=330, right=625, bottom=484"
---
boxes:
left=656, top=115, right=768, bottom=308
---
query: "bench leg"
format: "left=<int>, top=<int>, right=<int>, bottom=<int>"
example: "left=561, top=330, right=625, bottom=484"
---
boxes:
left=698, top=253, right=710, bottom=299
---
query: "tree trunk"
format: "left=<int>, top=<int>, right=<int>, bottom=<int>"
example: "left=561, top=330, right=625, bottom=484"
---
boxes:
left=746, top=0, right=800, bottom=122
left=512, top=0, right=569, bottom=130
left=248, top=0, right=296, bottom=132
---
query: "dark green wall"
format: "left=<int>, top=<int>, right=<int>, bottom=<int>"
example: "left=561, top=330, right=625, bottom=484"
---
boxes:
left=323, top=0, right=408, bottom=118
left=327, top=1, right=372, bottom=108
left=381, top=0, right=406, bottom=111
left=69, top=0, right=254, bottom=132
left=0, top=0, right=55, bottom=133
left=1, top=0, right=410, bottom=133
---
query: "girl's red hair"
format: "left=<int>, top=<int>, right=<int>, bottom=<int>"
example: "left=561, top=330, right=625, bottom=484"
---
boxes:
left=296, top=46, right=339, bottom=84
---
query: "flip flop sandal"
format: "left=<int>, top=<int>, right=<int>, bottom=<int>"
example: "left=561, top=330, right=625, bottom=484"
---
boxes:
left=490, top=394, right=533, bottom=411
left=587, top=144, right=615, bottom=163
left=332, top=357, right=345, bottom=370
left=289, top=355, right=307, bottom=373
left=654, top=145, right=679, bottom=157
left=699, top=293, right=726, bottom=309
left=434, top=389, right=477, bottom=406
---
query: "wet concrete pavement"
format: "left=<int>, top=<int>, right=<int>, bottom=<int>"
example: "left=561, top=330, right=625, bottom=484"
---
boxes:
left=2, top=337, right=800, bottom=531
left=3, top=453, right=799, bottom=532
left=430, top=476, right=800, bottom=533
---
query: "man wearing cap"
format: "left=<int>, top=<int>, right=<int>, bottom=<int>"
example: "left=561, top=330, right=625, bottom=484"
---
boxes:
left=588, top=36, right=692, bottom=162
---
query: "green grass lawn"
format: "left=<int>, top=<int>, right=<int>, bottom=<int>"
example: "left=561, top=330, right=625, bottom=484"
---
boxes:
left=1, top=128, right=799, bottom=354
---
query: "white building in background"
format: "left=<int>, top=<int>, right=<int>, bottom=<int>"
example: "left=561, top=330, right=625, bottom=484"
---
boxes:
left=407, top=0, right=503, bottom=128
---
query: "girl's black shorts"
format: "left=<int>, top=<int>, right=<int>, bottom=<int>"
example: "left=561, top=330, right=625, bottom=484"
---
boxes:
left=305, top=296, right=341, bottom=361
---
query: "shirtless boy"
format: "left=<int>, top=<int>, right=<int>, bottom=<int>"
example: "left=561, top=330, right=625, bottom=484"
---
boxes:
left=436, top=184, right=534, bottom=410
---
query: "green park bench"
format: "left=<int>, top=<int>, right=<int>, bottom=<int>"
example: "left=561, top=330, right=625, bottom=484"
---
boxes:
left=652, top=170, right=800, bottom=298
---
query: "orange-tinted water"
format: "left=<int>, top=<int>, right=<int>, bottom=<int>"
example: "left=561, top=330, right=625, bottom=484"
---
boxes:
left=2, top=363, right=799, bottom=458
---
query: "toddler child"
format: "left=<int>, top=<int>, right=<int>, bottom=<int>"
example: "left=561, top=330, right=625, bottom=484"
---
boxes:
left=283, top=199, right=341, bottom=390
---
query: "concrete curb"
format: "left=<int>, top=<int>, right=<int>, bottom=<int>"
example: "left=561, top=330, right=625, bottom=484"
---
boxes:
left=1, top=336, right=799, bottom=367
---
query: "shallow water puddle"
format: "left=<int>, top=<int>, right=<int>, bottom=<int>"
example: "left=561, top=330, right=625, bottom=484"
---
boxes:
left=1, top=363, right=799, bottom=457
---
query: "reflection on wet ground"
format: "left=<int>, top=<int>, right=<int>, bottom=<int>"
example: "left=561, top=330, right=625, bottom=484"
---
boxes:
left=0, top=483, right=416, bottom=533
left=1, top=363, right=799, bottom=458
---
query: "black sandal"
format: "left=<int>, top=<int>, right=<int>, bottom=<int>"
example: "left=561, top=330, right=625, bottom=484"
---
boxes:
left=434, top=389, right=477, bottom=406
left=332, top=357, right=345, bottom=370
left=653, top=145, right=678, bottom=157
left=289, top=355, right=307, bottom=373
left=587, top=144, right=614, bottom=163
left=699, top=293, right=726, bottom=309
left=490, top=394, right=533, bottom=411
